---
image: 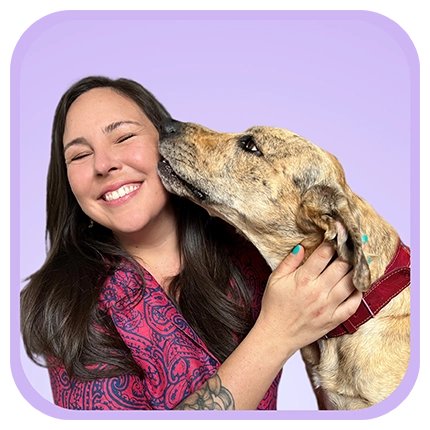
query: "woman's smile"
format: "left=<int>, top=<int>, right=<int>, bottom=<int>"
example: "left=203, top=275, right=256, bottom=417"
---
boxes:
left=100, top=181, right=142, bottom=202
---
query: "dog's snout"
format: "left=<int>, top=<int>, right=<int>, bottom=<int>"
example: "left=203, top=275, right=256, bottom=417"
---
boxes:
left=161, top=118, right=182, bottom=136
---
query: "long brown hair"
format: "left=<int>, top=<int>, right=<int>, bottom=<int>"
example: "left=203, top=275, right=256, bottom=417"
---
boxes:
left=20, top=76, right=254, bottom=380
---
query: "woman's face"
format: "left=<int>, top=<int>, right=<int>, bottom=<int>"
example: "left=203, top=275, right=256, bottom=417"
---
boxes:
left=63, top=87, right=172, bottom=242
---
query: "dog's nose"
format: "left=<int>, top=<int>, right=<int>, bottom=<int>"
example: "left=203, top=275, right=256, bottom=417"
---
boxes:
left=161, top=118, right=181, bottom=136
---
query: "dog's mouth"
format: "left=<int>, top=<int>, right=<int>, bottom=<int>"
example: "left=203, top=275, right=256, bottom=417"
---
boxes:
left=158, top=158, right=207, bottom=201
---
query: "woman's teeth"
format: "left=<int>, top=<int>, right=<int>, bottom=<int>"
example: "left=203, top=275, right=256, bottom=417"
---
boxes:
left=104, top=184, right=140, bottom=201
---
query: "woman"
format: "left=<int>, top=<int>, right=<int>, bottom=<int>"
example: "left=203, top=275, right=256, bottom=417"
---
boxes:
left=20, top=76, right=361, bottom=410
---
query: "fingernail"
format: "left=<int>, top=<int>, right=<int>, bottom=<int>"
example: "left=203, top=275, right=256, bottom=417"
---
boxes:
left=361, top=234, right=368, bottom=245
left=367, top=257, right=372, bottom=264
left=292, top=245, right=300, bottom=255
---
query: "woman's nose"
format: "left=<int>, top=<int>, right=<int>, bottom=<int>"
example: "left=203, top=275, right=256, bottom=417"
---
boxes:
left=93, top=149, right=121, bottom=176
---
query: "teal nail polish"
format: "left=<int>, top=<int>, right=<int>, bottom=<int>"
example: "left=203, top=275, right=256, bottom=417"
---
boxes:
left=367, top=257, right=372, bottom=264
left=292, top=245, right=300, bottom=255
left=361, top=234, right=368, bottom=245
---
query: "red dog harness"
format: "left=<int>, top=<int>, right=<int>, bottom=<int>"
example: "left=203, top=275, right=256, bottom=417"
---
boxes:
left=324, top=239, right=410, bottom=339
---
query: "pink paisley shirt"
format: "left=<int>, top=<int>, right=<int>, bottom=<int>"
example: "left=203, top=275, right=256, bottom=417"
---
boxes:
left=48, top=233, right=281, bottom=410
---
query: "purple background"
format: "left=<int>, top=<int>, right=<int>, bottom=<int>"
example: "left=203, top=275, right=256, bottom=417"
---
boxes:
left=11, top=10, right=419, bottom=419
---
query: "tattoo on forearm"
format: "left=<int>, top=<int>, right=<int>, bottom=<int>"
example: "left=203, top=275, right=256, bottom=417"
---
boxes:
left=175, top=373, right=235, bottom=410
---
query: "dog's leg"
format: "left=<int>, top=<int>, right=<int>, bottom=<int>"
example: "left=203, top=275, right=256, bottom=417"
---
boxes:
left=301, top=343, right=335, bottom=410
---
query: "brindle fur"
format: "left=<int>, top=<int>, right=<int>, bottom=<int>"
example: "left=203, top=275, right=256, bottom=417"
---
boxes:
left=157, top=121, right=410, bottom=410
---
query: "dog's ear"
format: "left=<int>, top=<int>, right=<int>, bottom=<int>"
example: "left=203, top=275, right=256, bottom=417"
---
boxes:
left=297, top=183, right=371, bottom=292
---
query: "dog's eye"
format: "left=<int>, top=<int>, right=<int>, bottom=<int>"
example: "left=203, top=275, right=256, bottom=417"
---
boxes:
left=238, top=135, right=263, bottom=156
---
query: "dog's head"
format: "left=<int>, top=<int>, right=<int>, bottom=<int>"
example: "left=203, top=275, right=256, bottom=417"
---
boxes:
left=158, top=119, right=371, bottom=291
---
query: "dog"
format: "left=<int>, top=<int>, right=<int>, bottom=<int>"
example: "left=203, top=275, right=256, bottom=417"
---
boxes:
left=157, top=119, right=410, bottom=410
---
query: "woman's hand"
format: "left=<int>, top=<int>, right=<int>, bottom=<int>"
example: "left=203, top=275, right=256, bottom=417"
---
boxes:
left=257, top=241, right=362, bottom=356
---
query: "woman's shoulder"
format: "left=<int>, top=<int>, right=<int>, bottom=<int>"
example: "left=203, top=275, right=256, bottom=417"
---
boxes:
left=223, top=225, right=272, bottom=313
left=224, top=225, right=271, bottom=276
left=99, top=261, right=145, bottom=312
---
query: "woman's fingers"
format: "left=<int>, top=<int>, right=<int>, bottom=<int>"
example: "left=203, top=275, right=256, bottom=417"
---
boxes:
left=297, top=241, right=338, bottom=282
left=321, top=257, right=354, bottom=297
left=333, top=288, right=362, bottom=325
left=270, top=244, right=305, bottom=281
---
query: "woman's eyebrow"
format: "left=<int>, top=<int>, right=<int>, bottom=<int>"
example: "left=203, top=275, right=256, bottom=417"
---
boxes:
left=103, top=120, right=141, bottom=134
left=63, top=137, right=87, bottom=154
left=64, top=121, right=141, bottom=153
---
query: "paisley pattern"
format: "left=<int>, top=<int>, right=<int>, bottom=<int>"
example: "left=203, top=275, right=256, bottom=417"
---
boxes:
left=49, top=233, right=281, bottom=410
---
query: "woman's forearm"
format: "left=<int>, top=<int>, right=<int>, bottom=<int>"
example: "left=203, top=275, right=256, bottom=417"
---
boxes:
left=174, top=321, right=294, bottom=410
left=174, top=373, right=235, bottom=410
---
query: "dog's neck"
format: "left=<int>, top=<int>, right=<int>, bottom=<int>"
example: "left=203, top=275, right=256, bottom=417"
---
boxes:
left=246, top=195, right=399, bottom=285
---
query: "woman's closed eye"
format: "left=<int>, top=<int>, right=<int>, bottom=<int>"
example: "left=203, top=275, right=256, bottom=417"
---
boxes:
left=64, top=150, right=93, bottom=164
left=71, top=152, right=91, bottom=161
left=117, top=133, right=135, bottom=143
